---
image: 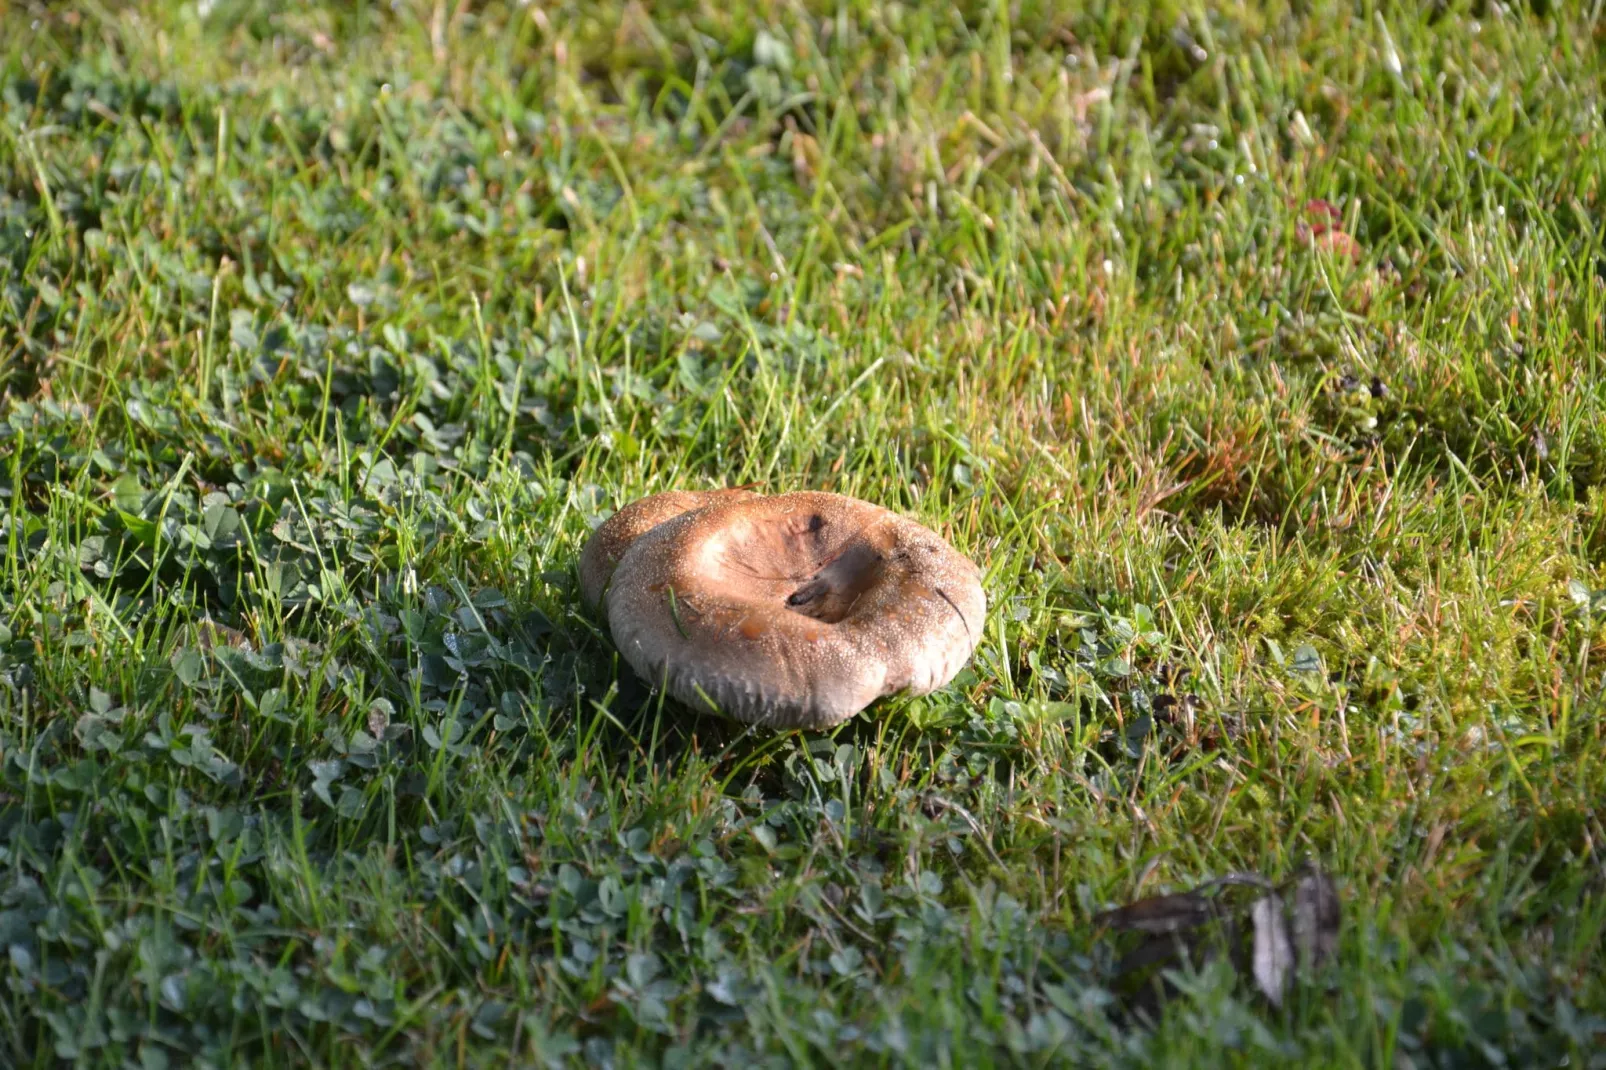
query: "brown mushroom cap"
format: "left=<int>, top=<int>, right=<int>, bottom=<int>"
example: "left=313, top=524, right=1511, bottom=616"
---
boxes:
left=578, top=488, right=757, bottom=611
left=601, top=491, right=986, bottom=729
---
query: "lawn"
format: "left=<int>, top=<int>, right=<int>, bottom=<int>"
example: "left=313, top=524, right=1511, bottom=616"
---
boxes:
left=1, top=0, right=1604, bottom=1065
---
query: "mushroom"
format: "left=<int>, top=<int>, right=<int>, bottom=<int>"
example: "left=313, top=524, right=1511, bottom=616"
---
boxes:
left=584, top=490, right=986, bottom=728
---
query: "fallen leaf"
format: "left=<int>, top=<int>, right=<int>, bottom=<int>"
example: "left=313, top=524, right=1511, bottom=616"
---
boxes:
left=367, top=698, right=394, bottom=738
left=1096, top=890, right=1218, bottom=935
left=1289, top=867, right=1341, bottom=970
left=195, top=618, right=250, bottom=651
left=1249, top=892, right=1294, bottom=1006
left=1094, top=867, right=1340, bottom=1014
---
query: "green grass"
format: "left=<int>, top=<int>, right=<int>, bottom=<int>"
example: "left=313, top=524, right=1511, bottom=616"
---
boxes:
left=1, top=0, right=1604, bottom=1065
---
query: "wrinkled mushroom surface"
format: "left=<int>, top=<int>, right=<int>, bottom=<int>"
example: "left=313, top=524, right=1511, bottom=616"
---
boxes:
left=578, top=488, right=756, bottom=611
left=588, top=490, right=986, bottom=728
